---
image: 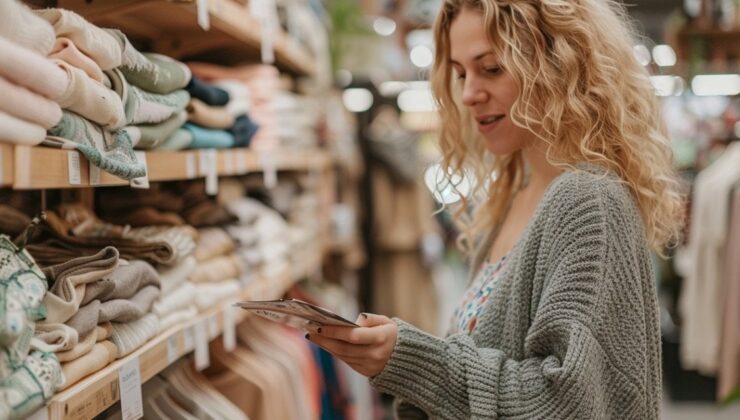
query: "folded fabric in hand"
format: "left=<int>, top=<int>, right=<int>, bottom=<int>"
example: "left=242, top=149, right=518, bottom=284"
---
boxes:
left=0, top=350, right=63, bottom=419
left=0, top=36, right=69, bottom=101
left=0, top=0, right=55, bottom=56
left=35, top=8, right=122, bottom=70
left=186, top=76, right=229, bottom=106
left=106, top=69, right=190, bottom=126
left=56, top=60, right=126, bottom=129
left=49, top=37, right=105, bottom=84
left=117, top=50, right=191, bottom=94
left=45, top=111, right=145, bottom=180
left=126, top=111, right=187, bottom=150
left=0, top=76, right=63, bottom=129
left=183, top=123, right=234, bottom=149
left=187, top=98, right=235, bottom=129
left=0, top=111, right=47, bottom=146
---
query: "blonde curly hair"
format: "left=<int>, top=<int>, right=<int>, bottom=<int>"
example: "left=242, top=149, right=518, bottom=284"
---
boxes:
left=432, top=0, right=684, bottom=253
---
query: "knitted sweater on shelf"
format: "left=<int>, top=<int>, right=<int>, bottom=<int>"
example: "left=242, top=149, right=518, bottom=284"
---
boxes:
left=371, top=166, right=662, bottom=420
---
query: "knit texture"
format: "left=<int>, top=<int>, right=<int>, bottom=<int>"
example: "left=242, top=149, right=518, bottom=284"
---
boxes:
left=0, top=0, right=55, bottom=56
left=117, top=50, right=191, bottom=94
left=106, top=69, right=190, bottom=126
left=370, top=168, right=662, bottom=419
left=110, top=313, right=159, bottom=358
left=0, top=36, right=68, bottom=101
left=49, top=37, right=104, bottom=83
left=183, top=123, right=235, bottom=149
left=127, top=111, right=187, bottom=150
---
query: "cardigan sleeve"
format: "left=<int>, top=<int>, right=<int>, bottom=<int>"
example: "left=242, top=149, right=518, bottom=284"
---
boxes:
left=370, top=174, right=656, bottom=419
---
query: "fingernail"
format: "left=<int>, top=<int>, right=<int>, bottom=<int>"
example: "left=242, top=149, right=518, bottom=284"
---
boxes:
left=361, top=313, right=368, bottom=319
left=305, top=333, right=310, bottom=340
left=317, top=327, right=322, bottom=334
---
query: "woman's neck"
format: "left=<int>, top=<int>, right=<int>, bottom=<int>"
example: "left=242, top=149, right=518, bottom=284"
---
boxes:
left=523, top=144, right=561, bottom=193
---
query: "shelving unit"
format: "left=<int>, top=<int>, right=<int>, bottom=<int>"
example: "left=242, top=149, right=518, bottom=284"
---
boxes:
left=0, top=145, right=331, bottom=189
left=44, top=248, right=322, bottom=420
left=55, top=0, right=316, bottom=76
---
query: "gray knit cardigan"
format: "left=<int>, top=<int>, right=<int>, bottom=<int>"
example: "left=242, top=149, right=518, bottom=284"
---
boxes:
left=370, top=167, right=662, bottom=419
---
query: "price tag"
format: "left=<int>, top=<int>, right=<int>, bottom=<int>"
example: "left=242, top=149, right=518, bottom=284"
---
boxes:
left=186, top=153, right=198, bottom=179
left=167, top=335, right=178, bottom=364
left=67, top=151, right=81, bottom=185
left=224, top=151, right=235, bottom=175
left=235, top=151, right=247, bottom=174
left=223, top=304, right=237, bottom=352
left=183, top=327, right=194, bottom=352
left=208, top=316, right=219, bottom=339
left=118, top=358, right=143, bottom=420
left=197, top=0, right=210, bottom=30
left=194, top=321, right=210, bottom=371
left=130, top=151, right=150, bottom=189
left=199, top=150, right=218, bottom=195
left=261, top=151, right=277, bottom=189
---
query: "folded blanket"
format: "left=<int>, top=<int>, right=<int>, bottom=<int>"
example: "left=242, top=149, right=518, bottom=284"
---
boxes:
left=186, top=77, right=229, bottom=106
left=187, top=62, right=280, bottom=83
left=187, top=98, right=235, bottom=129
left=56, top=328, right=97, bottom=363
left=193, top=280, right=241, bottom=311
left=117, top=50, right=191, bottom=94
left=35, top=8, right=122, bottom=70
left=34, top=322, right=79, bottom=353
left=193, top=228, right=235, bottom=262
left=106, top=68, right=190, bottom=126
left=0, top=0, right=55, bottom=56
left=127, top=111, right=187, bottom=150
left=82, top=260, right=160, bottom=305
left=229, top=114, right=260, bottom=148
left=49, top=37, right=104, bottom=83
left=67, top=285, right=160, bottom=337
left=158, top=306, right=198, bottom=333
left=110, top=314, right=159, bottom=358
left=60, top=341, right=116, bottom=390
left=152, top=282, right=196, bottom=317
left=183, top=123, right=234, bottom=149
left=0, top=76, right=63, bottom=129
left=155, top=128, right=193, bottom=151
left=124, top=226, right=197, bottom=264
left=45, top=111, right=146, bottom=180
left=105, top=29, right=157, bottom=80
left=0, top=350, right=63, bottom=419
left=158, top=256, right=197, bottom=296
left=102, top=207, right=185, bottom=227
left=189, top=255, right=244, bottom=284
left=55, top=60, right=125, bottom=129
left=0, top=111, right=46, bottom=146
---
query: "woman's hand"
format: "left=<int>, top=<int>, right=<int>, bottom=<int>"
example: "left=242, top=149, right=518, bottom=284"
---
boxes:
left=306, top=313, right=398, bottom=378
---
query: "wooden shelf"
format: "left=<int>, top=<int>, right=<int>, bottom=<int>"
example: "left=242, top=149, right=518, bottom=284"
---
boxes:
left=56, top=0, right=315, bottom=76
left=43, top=249, right=322, bottom=420
left=0, top=146, right=332, bottom=189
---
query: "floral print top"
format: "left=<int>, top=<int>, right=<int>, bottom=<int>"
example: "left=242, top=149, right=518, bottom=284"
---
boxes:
left=449, top=254, right=509, bottom=335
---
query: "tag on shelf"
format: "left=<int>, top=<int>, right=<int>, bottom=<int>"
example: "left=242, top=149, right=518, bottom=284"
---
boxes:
left=223, top=304, right=237, bottom=352
left=67, top=151, right=82, bottom=185
left=224, top=151, right=235, bottom=175
left=130, top=151, right=150, bottom=189
left=199, top=150, right=218, bottom=195
left=183, top=327, right=195, bottom=352
left=118, top=358, right=144, bottom=420
left=249, top=0, right=276, bottom=63
left=197, top=0, right=210, bottom=30
left=186, top=153, right=198, bottom=179
left=194, top=321, right=210, bottom=371
left=235, top=151, right=248, bottom=174
left=89, top=164, right=101, bottom=186
left=167, top=335, right=178, bottom=364
left=261, top=151, right=278, bottom=189
left=208, top=315, right=219, bottom=339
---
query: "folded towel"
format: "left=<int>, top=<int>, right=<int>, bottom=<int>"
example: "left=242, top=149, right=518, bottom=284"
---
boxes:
left=158, top=306, right=198, bottom=333
left=68, top=285, right=160, bottom=337
left=45, top=111, right=146, bottom=180
left=193, top=228, right=235, bottom=262
left=34, top=322, right=79, bottom=353
left=110, top=314, right=159, bottom=358
left=0, top=350, right=63, bottom=419
left=152, top=282, right=196, bottom=317
left=186, top=77, right=229, bottom=106
left=82, top=260, right=160, bottom=305
left=48, top=37, right=104, bottom=84
left=0, top=111, right=46, bottom=146
left=186, top=98, right=235, bottom=129
left=229, top=114, right=260, bottom=148
left=189, top=255, right=244, bottom=284
left=35, top=8, right=122, bottom=70
left=183, top=123, right=234, bottom=149
left=101, top=207, right=185, bottom=227
left=0, top=76, right=63, bottom=129
left=55, top=60, right=125, bottom=129
left=124, top=226, right=197, bottom=264
left=193, top=280, right=241, bottom=311
left=106, top=68, right=190, bottom=126
left=127, top=111, right=187, bottom=150
left=155, top=128, right=193, bottom=151
left=56, top=328, right=97, bottom=363
left=158, top=256, right=197, bottom=296
left=105, top=29, right=158, bottom=80
left=118, top=50, right=192, bottom=94
left=60, top=341, right=116, bottom=390
left=0, top=0, right=55, bottom=56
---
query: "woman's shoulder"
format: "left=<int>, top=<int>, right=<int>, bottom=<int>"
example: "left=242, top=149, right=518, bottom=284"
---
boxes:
left=544, top=163, right=637, bottom=212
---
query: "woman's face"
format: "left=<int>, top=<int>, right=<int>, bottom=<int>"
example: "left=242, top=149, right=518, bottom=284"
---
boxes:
left=449, top=8, right=534, bottom=155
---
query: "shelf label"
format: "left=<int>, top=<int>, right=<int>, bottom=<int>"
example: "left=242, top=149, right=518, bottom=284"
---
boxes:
left=186, top=153, right=197, bottom=179
left=208, top=315, right=219, bottom=339
left=167, top=335, right=178, bottom=364
left=118, top=357, right=143, bottom=420
left=261, top=151, right=278, bottom=189
left=249, top=0, right=276, bottom=63
left=223, top=304, right=237, bottom=352
left=194, top=320, right=210, bottom=371
left=130, top=151, right=150, bottom=189
left=183, top=326, right=195, bottom=352
left=67, top=151, right=81, bottom=185
left=199, top=149, right=218, bottom=195
left=197, top=0, right=210, bottom=31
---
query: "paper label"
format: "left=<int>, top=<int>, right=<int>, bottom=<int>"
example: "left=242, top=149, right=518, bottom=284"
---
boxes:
left=223, top=304, right=237, bottom=352
left=197, top=0, right=210, bottom=30
left=183, top=327, right=194, bottom=352
left=261, top=152, right=278, bottom=189
left=208, top=316, right=219, bottom=339
left=167, top=336, right=178, bottom=364
left=194, top=321, right=210, bottom=371
left=186, top=153, right=197, bottom=179
left=200, top=149, right=218, bottom=195
left=67, top=151, right=81, bottom=185
left=130, top=151, right=150, bottom=189
left=118, top=358, right=144, bottom=420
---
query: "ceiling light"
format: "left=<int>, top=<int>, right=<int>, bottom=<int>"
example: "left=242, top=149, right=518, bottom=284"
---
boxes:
left=410, top=45, right=434, bottom=68
left=373, top=17, right=397, bottom=36
left=691, top=74, right=740, bottom=96
left=342, top=88, right=373, bottom=113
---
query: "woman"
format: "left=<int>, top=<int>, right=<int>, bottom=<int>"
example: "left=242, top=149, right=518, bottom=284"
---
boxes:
left=307, top=0, right=683, bottom=418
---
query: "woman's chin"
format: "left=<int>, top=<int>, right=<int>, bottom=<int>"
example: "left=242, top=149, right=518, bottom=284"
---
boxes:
left=485, top=139, right=521, bottom=156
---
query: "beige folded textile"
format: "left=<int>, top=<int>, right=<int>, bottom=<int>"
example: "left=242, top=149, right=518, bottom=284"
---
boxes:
left=49, top=37, right=105, bottom=83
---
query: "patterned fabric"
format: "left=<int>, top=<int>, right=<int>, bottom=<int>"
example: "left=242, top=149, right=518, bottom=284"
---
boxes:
left=449, top=255, right=508, bottom=335
left=0, top=350, right=63, bottom=420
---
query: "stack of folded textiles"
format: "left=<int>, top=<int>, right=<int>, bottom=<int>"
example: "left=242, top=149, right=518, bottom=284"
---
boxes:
left=0, top=230, right=64, bottom=419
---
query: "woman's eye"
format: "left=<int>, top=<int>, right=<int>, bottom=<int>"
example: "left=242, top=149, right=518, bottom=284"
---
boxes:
left=484, top=66, right=501, bottom=75
left=457, top=73, right=466, bottom=80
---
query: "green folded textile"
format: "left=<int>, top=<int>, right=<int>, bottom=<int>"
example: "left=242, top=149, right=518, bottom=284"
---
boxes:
left=0, top=350, right=63, bottom=420
left=119, top=51, right=192, bottom=94
left=128, top=111, right=187, bottom=150
left=45, top=111, right=146, bottom=180
left=106, top=69, right=190, bottom=126
left=155, top=128, right=193, bottom=151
